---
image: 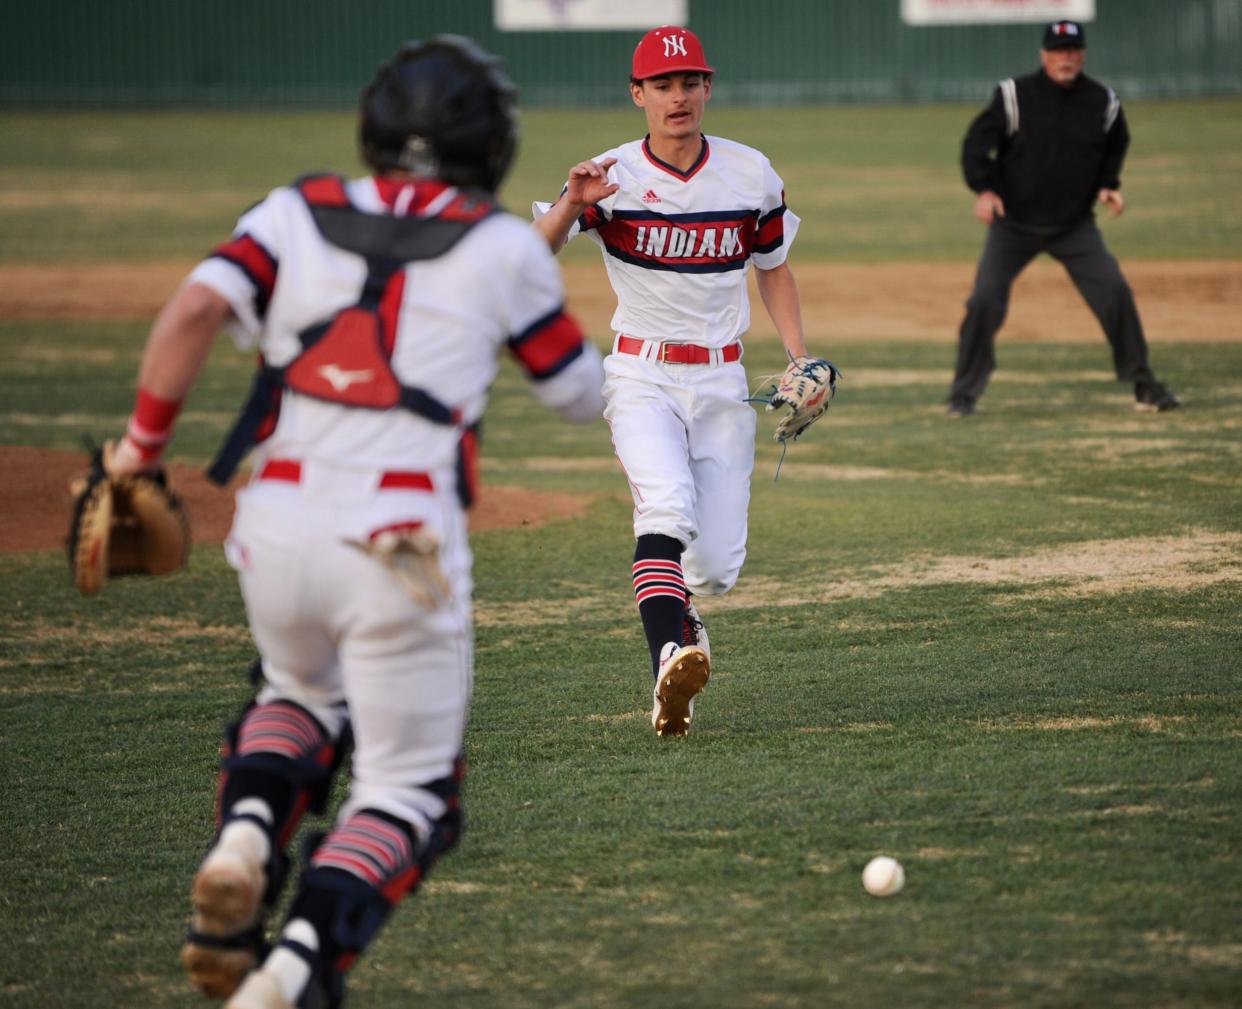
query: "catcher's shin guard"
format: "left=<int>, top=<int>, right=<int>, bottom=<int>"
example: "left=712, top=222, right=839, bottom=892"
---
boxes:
left=280, top=762, right=464, bottom=1007
left=184, top=699, right=348, bottom=998
left=218, top=699, right=350, bottom=848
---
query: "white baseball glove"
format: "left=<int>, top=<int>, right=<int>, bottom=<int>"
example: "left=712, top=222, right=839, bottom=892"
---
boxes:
left=764, top=355, right=841, bottom=442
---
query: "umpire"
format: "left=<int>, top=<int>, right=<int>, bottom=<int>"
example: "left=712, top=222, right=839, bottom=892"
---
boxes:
left=946, top=19, right=1180, bottom=417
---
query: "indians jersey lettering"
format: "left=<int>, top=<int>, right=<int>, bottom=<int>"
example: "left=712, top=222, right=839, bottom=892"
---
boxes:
left=596, top=210, right=753, bottom=273
left=536, top=135, right=799, bottom=345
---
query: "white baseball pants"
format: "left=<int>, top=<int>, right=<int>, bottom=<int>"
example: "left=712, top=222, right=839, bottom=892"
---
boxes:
left=225, top=460, right=473, bottom=836
left=603, top=348, right=756, bottom=595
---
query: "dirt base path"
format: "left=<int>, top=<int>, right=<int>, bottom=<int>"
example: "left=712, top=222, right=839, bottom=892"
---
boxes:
left=1, top=259, right=1238, bottom=343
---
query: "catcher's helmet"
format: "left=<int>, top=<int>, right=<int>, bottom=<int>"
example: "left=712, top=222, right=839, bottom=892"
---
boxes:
left=360, top=36, right=518, bottom=192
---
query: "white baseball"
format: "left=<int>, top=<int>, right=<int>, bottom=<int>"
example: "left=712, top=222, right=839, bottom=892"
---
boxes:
left=862, top=855, right=905, bottom=897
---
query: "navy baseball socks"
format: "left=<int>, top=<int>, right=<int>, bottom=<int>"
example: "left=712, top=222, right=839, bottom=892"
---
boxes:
left=632, top=534, right=710, bottom=736
left=632, top=534, right=690, bottom=675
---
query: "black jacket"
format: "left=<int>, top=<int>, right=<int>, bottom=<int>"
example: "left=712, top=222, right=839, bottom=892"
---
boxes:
left=961, top=69, right=1130, bottom=231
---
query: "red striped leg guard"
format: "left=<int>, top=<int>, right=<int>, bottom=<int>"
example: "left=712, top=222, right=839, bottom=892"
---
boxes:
left=218, top=700, right=345, bottom=848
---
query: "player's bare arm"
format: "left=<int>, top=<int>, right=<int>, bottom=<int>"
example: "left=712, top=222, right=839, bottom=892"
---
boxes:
left=138, top=283, right=232, bottom=400
left=755, top=262, right=809, bottom=359
left=110, top=283, right=232, bottom=475
left=532, top=157, right=619, bottom=253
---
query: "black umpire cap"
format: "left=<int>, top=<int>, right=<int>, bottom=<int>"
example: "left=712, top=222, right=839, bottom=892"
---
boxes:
left=1043, top=20, right=1087, bottom=49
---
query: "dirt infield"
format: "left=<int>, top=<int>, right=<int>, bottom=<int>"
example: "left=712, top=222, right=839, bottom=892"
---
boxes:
left=1, top=259, right=1238, bottom=343
left=4, top=257, right=1237, bottom=554
left=0, top=446, right=592, bottom=554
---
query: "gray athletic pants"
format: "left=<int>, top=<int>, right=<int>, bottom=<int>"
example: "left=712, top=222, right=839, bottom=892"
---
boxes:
left=949, top=219, right=1155, bottom=403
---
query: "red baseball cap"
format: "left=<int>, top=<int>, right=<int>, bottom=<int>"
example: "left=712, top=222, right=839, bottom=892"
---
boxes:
left=631, top=25, right=714, bottom=81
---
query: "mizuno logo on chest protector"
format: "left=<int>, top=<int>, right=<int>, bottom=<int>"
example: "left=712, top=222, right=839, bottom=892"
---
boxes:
left=317, top=364, right=376, bottom=391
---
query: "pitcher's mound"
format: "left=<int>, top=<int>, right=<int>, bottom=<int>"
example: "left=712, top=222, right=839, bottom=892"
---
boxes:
left=0, top=446, right=591, bottom=554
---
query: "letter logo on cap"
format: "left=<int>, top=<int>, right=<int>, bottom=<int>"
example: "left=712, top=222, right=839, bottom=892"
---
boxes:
left=663, top=34, right=688, bottom=58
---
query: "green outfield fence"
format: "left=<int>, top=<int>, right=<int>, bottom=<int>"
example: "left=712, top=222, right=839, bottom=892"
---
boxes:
left=5, top=0, right=1241, bottom=107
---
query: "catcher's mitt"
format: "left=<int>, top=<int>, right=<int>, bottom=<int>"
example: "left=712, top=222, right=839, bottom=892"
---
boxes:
left=762, top=355, right=841, bottom=442
left=67, top=444, right=191, bottom=595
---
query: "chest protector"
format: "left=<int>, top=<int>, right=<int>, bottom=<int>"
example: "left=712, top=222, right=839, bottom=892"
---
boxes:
left=207, top=174, right=496, bottom=501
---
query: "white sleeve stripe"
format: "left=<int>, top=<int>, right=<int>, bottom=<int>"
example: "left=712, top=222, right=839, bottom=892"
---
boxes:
left=1000, top=78, right=1019, bottom=136
left=1105, top=88, right=1121, bottom=132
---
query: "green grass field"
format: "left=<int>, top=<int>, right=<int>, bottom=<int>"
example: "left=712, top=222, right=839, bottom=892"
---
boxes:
left=2, top=99, right=1240, bottom=263
left=1, top=102, right=1240, bottom=1008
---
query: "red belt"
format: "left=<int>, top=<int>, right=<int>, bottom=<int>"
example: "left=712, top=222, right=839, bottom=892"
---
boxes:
left=616, top=335, right=741, bottom=365
left=257, top=458, right=434, bottom=491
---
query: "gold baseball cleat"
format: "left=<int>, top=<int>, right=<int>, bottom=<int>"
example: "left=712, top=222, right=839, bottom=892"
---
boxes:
left=652, top=643, right=710, bottom=736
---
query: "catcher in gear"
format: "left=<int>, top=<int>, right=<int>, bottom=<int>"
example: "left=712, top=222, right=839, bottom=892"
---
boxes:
left=67, top=441, right=190, bottom=595
left=105, top=36, right=604, bottom=1009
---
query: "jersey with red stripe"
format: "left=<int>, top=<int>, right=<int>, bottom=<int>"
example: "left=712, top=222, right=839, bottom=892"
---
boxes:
left=535, top=134, right=799, bottom=347
left=189, top=176, right=601, bottom=478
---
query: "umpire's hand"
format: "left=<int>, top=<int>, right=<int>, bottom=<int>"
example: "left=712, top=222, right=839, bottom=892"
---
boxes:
left=1098, top=188, right=1126, bottom=218
left=973, top=190, right=1006, bottom=224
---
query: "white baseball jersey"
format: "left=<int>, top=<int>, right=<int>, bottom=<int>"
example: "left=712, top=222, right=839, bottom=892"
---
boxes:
left=536, top=135, right=798, bottom=595
left=186, top=175, right=604, bottom=830
left=193, top=175, right=602, bottom=487
left=537, top=134, right=800, bottom=346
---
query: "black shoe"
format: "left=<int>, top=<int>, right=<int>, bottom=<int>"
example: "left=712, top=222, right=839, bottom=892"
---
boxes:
left=946, top=396, right=976, bottom=418
left=1134, top=380, right=1181, bottom=412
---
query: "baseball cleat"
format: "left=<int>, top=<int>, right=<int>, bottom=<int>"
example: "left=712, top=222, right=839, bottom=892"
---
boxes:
left=684, top=598, right=710, bottom=658
left=1134, top=380, right=1180, bottom=412
left=224, top=969, right=293, bottom=1009
left=946, top=395, right=976, bottom=418
left=181, top=846, right=267, bottom=998
left=652, top=642, right=710, bottom=737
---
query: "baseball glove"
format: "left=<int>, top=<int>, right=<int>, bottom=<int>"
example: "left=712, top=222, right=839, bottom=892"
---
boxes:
left=67, top=444, right=191, bottom=596
left=764, top=355, right=841, bottom=442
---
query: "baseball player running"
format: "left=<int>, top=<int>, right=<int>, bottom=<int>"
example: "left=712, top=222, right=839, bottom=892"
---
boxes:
left=105, top=37, right=604, bottom=1008
left=533, top=25, right=821, bottom=737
